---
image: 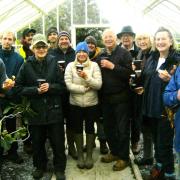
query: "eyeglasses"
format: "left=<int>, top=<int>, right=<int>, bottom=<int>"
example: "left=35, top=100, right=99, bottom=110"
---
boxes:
left=34, top=45, right=48, bottom=50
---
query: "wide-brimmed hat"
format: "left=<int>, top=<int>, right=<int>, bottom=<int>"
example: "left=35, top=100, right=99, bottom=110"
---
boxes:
left=117, top=25, right=135, bottom=38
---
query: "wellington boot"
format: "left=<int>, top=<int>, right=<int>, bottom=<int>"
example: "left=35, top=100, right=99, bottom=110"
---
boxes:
left=74, top=134, right=85, bottom=169
left=85, top=134, right=94, bottom=169
left=66, top=129, right=77, bottom=160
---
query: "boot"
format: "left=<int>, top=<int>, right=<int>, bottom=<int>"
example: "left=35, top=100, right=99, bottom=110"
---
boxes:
left=85, top=134, right=94, bottom=169
left=99, top=139, right=109, bottom=154
left=74, top=134, right=85, bottom=169
left=66, top=129, right=77, bottom=160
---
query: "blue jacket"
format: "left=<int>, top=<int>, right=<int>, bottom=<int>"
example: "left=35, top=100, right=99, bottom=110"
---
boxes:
left=163, top=66, right=180, bottom=152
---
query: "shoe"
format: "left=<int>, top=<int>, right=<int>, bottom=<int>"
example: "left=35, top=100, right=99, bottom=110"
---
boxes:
left=32, top=169, right=44, bottom=179
left=55, top=171, right=66, bottom=180
left=134, top=158, right=153, bottom=166
left=113, top=160, right=129, bottom=171
left=7, top=153, right=24, bottom=164
left=101, top=153, right=119, bottom=163
left=149, top=165, right=164, bottom=179
left=99, top=140, right=109, bottom=155
left=132, top=142, right=141, bottom=155
left=24, top=143, right=33, bottom=155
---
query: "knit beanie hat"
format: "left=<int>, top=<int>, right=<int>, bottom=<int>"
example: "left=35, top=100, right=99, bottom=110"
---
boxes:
left=85, top=36, right=97, bottom=47
left=76, top=41, right=89, bottom=54
left=58, top=31, right=71, bottom=41
left=47, top=27, right=58, bottom=36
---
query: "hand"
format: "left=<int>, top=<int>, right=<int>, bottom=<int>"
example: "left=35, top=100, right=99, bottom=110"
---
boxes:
left=158, top=69, right=171, bottom=82
left=134, top=87, right=144, bottom=95
left=100, top=60, right=114, bottom=69
left=77, top=71, right=88, bottom=79
left=177, top=89, right=180, bottom=101
left=2, top=78, right=15, bottom=90
left=38, top=83, right=49, bottom=94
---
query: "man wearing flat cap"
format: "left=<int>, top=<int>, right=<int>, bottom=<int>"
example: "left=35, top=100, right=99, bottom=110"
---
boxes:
left=46, top=27, right=58, bottom=50
left=19, top=28, right=36, bottom=61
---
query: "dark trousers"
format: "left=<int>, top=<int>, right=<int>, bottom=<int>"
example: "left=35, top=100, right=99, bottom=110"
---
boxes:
left=70, top=105, right=98, bottom=134
left=6, top=117, right=18, bottom=155
left=144, top=116, right=174, bottom=173
left=102, top=102, right=130, bottom=161
left=31, top=122, right=66, bottom=172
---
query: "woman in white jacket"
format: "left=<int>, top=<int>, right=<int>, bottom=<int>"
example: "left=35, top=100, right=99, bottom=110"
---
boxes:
left=64, top=41, right=102, bottom=169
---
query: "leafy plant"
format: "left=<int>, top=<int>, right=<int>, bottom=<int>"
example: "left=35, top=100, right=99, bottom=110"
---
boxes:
left=0, top=97, right=36, bottom=151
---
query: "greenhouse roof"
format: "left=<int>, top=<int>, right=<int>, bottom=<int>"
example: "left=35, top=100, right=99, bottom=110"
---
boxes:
left=0, top=0, right=64, bottom=33
left=0, top=0, right=179, bottom=35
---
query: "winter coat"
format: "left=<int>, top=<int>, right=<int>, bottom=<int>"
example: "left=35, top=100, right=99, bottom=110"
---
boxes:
left=49, top=46, right=75, bottom=69
left=15, top=55, right=66, bottom=125
left=64, top=58, right=102, bottom=107
left=142, top=50, right=180, bottom=118
left=97, top=45, right=133, bottom=97
left=163, top=66, right=180, bottom=152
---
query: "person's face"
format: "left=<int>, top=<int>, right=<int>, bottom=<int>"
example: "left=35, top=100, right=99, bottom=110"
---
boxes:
left=155, top=31, right=172, bottom=53
left=48, top=32, right=58, bottom=43
left=102, top=31, right=116, bottom=49
left=120, top=33, right=134, bottom=48
left=87, top=42, right=96, bottom=52
left=33, top=42, right=48, bottom=60
left=136, top=35, right=151, bottom=51
left=77, top=51, right=88, bottom=63
left=24, top=32, right=35, bottom=45
left=2, top=32, right=14, bottom=50
left=58, top=36, right=70, bottom=50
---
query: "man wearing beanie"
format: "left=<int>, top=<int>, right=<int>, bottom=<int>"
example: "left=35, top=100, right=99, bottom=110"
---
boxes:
left=46, top=27, right=58, bottom=50
left=49, top=31, right=77, bottom=160
left=85, top=35, right=109, bottom=155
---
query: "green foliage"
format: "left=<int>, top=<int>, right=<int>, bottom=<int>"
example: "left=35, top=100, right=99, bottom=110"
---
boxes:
left=0, top=97, right=36, bottom=151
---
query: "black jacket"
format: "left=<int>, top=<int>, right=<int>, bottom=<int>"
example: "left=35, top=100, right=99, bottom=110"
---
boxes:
left=142, top=49, right=180, bottom=118
left=15, top=54, right=66, bottom=125
left=98, top=45, right=133, bottom=97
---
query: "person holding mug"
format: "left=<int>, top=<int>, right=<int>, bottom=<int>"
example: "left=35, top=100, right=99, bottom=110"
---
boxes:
left=64, top=41, right=102, bottom=169
left=15, top=34, right=66, bottom=180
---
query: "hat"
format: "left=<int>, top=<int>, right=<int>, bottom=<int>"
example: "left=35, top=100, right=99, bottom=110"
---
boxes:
left=76, top=41, right=89, bottom=54
left=31, top=34, right=48, bottom=47
left=117, top=26, right=135, bottom=38
left=85, top=36, right=97, bottom=47
left=47, top=27, right=58, bottom=36
left=22, top=28, right=36, bottom=38
left=58, top=31, right=71, bottom=41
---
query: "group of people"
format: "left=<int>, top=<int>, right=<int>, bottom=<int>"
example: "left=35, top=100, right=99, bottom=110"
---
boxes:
left=0, top=24, right=180, bottom=180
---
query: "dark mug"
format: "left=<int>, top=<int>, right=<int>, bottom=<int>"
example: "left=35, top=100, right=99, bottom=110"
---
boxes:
left=76, top=64, right=84, bottom=72
left=101, top=56, right=110, bottom=60
left=37, top=78, right=46, bottom=87
left=57, top=60, right=65, bottom=69
left=129, top=74, right=136, bottom=88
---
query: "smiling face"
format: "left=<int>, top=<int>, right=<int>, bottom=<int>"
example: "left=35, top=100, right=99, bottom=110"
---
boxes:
left=102, top=29, right=117, bottom=51
left=155, top=31, right=173, bottom=54
left=76, top=51, right=88, bottom=63
left=48, top=32, right=58, bottom=43
left=58, top=36, right=70, bottom=50
left=136, top=34, right=151, bottom=51
left=33, top=42, right=48, bottom=61
left=120, top=33, right=134, bottom=50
